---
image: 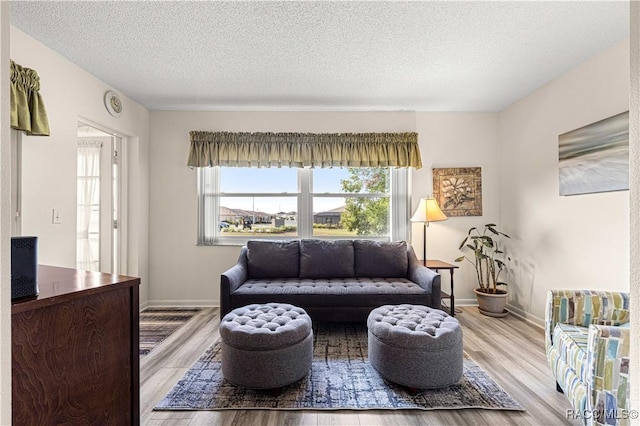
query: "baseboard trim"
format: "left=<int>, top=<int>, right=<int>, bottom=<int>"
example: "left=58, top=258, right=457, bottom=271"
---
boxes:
left=450, top=299, right=544, bottom=329
left=505, top=304, right=544, bottom=328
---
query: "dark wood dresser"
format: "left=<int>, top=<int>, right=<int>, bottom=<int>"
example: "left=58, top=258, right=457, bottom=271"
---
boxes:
left=12, top=265, right=140, bottom=425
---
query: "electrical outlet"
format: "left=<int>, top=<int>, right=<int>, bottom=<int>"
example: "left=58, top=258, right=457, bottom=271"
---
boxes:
left=52, top=209, right=62, bottom=224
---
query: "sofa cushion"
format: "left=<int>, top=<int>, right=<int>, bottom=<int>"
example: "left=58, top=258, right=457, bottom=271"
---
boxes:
left=235, top=277, right=425, bottom=295
left=354, top=240, right=408, bottom=278
left=247, top=240, right=299, bottom=278
left=231, top=277, right=430, bottom=308
left=299, top=239, right=354, bottom=279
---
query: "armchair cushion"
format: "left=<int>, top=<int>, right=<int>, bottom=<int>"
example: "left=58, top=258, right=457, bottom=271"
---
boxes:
left=587, top=324, right=630, bottom=422
left=554, top=323, right=589, bottom=383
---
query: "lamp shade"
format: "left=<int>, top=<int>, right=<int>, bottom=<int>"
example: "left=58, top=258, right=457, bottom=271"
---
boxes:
left=410, top=198, right=448, bottom=223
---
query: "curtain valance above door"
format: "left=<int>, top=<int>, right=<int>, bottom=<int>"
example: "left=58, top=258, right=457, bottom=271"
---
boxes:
left=187, top=131, right=422, bottom=169
left=10, top=60, right=50, bottom=136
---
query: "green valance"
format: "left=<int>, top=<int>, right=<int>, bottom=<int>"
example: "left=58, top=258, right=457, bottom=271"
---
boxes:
left=188, top=131, right=422, bottom=169
left=10, top=60, right=50, bottom=136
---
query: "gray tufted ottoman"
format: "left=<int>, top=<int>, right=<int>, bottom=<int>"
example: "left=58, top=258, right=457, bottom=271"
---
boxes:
left=220, top=303, right=313, bottom=389
left=367, top=304, right=463, bottom=389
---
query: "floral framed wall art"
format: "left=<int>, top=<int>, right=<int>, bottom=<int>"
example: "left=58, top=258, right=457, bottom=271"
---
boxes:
left=432, top=167, right=482, bottom=217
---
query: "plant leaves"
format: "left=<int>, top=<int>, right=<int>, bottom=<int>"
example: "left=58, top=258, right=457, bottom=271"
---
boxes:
left=454, top=256, right=465, bottom=262
left=458, top=237, right=469, bottom=250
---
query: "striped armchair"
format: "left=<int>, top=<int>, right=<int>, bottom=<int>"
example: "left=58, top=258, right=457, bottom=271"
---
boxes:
left=545, top=290, right=630, bottom=426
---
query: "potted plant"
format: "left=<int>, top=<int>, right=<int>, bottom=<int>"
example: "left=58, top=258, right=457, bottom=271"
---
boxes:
left=455, top=223, right=511, bottom=317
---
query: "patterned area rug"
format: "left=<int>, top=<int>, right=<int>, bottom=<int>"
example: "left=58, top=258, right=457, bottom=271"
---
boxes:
left=139, top=308, right=201, bottom=356
left=154, top=322, right=524, bottom=411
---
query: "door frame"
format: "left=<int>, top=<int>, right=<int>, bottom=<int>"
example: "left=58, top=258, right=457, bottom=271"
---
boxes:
left=77, top=117, right=129, bottom=275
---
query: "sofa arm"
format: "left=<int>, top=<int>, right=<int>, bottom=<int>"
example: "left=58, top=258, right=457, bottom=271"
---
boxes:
left=586, top=324, right=630, bottom=423
left=545, top=290, right=630, bottom=352
left=407, top=247, right=441, bottom=309
left=411, top=266, right=441, bottom=310
left=220, top=247, right=249, bottom=319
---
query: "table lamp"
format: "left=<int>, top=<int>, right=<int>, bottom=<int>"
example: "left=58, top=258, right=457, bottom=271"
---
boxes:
left=410, top=197, right=448, bottom=262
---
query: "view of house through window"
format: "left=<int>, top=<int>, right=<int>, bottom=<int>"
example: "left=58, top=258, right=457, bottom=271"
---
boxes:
left=312, top=167, right=390, bottom=237
left=198, top=167, right=393, bottom=243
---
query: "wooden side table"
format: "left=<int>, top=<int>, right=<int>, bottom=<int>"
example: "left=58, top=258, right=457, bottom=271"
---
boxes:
left=425, top=260, right=459, bottom=317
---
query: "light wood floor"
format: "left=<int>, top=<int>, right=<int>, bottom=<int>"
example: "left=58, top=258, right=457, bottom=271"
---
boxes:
left=140, top=307, right=580, bottom=426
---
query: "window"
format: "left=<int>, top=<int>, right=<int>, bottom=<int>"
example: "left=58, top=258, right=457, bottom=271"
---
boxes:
left=198, top=167, right=410, bottom=244
left=77, top=141, right=102, bottom=271
left=312, top=168, right=389, bottom=237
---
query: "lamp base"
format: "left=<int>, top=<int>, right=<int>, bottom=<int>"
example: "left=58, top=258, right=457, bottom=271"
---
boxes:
left=422, top=222, right=427, bottom=262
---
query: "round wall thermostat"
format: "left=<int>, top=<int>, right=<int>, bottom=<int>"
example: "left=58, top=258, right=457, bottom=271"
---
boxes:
left=104, top=90, right=123, bottom=117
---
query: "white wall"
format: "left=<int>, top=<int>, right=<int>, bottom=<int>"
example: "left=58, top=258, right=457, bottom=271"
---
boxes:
left=629, top=1, right=639, bottom=418
left=412, top=113, right=500, bottom=305
left=0, top=2, right=11, bottom=422
left=10, top=27, right=151, bottom=304
left=148, top=111, right=499, bottom=306
left=498, top=39, right=630, bottom=322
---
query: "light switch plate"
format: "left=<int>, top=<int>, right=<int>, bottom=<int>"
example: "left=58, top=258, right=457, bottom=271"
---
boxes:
left=52, top=209, right=62, bottom=224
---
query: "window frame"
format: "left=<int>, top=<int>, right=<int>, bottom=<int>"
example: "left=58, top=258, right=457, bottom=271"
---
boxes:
left=197, top=167, right=410, bottom=245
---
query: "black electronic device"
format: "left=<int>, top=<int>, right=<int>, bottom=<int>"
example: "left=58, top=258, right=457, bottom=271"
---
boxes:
left=11, top=236, right=38, bottom=300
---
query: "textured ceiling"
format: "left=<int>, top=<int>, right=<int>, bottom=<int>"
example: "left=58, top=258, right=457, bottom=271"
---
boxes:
left=11, top=1, right=629, bottom=112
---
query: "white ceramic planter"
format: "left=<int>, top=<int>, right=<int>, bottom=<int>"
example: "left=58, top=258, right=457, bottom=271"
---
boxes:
left=474, top=288, right=508, bottom=317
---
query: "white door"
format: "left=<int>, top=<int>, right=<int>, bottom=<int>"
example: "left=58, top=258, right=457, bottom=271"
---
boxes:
left=76, top=123, right=126, bottom=274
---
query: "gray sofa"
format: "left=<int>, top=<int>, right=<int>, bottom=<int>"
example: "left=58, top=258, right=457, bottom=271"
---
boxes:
left=220, top=239, right=441, bottom=322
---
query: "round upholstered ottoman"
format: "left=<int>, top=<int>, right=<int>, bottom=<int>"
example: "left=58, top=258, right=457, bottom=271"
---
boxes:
left=367, top=304, right=463, bottom=389
left=220, top=303, right=313, bottom=389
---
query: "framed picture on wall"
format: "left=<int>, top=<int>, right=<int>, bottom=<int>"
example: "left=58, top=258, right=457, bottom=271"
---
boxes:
left=558, top=111, right=629, bottom=196
left=432, top=167, right=482, bottom=217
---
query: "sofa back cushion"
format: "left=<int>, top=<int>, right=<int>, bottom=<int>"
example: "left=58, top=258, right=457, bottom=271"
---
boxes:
left=247, top=240, right=299, bottom=278
left=354, top=240, right=408, bottom=278
left=299, top=239, right=355, bottom=279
